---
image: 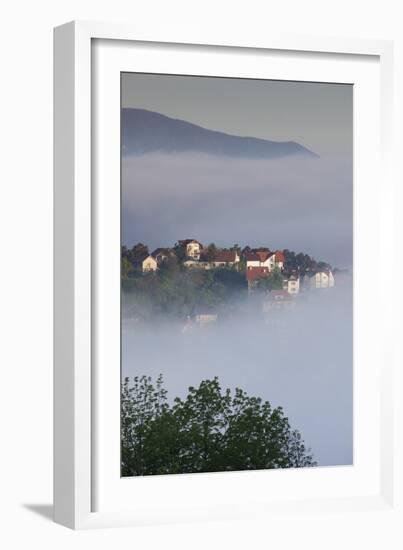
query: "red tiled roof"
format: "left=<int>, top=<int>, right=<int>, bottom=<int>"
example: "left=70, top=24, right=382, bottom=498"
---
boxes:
left=256, top=251, right=273, bottom=262
left=213, top=250, right=237, bottom=263
left=247, top=250, right=275, bottom=263
left=275, top=250, right=285, bottom=263
left=246, top=266, right=269, bottom=281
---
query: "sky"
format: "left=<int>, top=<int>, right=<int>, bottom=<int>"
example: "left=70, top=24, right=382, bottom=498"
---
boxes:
left=122, top=73, right=353, bottom=156
left=121, top=73, right=353, bottom=268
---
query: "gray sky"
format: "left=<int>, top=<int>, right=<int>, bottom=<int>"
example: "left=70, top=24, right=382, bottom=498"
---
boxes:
left=122, top=73, right=353, bottom=156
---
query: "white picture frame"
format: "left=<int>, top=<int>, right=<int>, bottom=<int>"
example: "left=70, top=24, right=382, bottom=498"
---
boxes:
left=54, top=20, right=397, bottom=530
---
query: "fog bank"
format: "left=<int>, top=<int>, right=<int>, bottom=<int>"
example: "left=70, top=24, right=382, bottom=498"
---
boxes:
left=122, top=153, right=352, bottom=268
left=122, top=283, right=353, bottom=467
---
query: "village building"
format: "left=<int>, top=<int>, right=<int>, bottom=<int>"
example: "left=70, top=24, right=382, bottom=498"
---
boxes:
left=283, top=274, right=300, bottom=294
left=246, top=266, right=269, bottom=290
left=178, top=239, right=203, bottom=260
left=141, top=255, right=158, bottom=272
left=208, top=250, right=240, bottom=268
left=131, top=252, right=158, bottom=272
left=151, top=247, right=176, bottom=266
left=183, top=259, right=211, bottom=269
left=184, top=249, right=240, bottom=270
left=246, top=250, right=284, bottom=272
left=310, top=269, right=335, bottom=289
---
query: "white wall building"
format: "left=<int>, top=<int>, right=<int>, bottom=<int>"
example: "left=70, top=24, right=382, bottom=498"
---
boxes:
left=142, top=255, right=158, bottom=272
left=310, top=270, right=335, bottom=288
left=246, top=251, right=273, bottom=270
left=210, top=250, right=240, bottom=268
left=184, top=250, right=240, bottom=269
left=283, top=275, right=300, bottom=294
left=178, top=239, right=203, bottom=260
left=246, top=250, right=284, bottom=272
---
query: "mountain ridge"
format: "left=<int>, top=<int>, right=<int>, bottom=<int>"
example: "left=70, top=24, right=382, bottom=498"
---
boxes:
left=122, top=108, right=318, bottom=159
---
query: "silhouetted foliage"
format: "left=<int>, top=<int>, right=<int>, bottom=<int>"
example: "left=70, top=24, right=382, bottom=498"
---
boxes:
left=205, top=243, right=218, bottom=262
left=124, top=242, right=149, bottom=263
left=121, top=376, right=316, bottom=476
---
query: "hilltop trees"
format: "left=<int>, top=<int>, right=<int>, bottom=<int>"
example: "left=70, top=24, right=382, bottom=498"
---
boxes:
left=122, top=243, right=150, bottom=275
left=205, top=242, right=218, bottom=262
left=256, top=267, right=284, bottom=291
left=122, top=265, right=247, bottom=320
left=122, top=256, right=133, bottom=279
left=121, top=375, right=316, bottom=476
left=283, top=249, right=331, bottom=274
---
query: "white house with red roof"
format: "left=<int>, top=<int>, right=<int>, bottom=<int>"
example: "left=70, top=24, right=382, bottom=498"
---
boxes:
left=209, top=250, right=240, bottom=268
left=184, top=249, right=240, bottom=269
left=246, top=250, right=284, bottom=272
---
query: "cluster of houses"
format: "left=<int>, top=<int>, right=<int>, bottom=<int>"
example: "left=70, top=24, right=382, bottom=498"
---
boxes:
left=135, top=238, right=335, bottom=294
left=243, top=248, right=335, bottom=292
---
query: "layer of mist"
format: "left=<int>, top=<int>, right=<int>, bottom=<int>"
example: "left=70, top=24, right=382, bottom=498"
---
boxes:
left=122, top=281, right=353, bottom=467
left=122, top=153, right=352, bottom=268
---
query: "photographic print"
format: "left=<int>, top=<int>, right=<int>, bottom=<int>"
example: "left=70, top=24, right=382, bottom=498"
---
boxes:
left=120, top=73, right=353, bottom=477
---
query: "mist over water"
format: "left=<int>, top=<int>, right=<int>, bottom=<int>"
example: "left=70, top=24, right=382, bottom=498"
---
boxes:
left=122, top=281, right=353, bottom=467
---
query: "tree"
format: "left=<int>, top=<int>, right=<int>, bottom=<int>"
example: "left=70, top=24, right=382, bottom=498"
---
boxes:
left=121, top=374, right=170, bottom=476
left=121, top=256, right=133, bottom=279
left=241, top=245, right=251, bottom=259
left=121, top=375, right=316, bottom=476
left=158, top=253, right=179, bottom=276
left=173, top=241, right=186, bottom=262
left=283, top=249, right=296, bottom=270
left=257, top=267, right=284, bottom=291
left=128, top=242, right=149, bottom=263
left=205, top=243, right=218, bottom=262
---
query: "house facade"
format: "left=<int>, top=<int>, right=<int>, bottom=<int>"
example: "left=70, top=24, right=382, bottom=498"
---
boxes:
left=151, top=248, right=175, bottom=266
left=209, top=250, right=240, bottom=268
left=283, top=274, right=300, bottom=294
left=246, top=250, right=284, bottom=272
left=184, top=249, right=240, bottom=270
left=142, top=255, right=158, bottom=272
left=178, top=239, right=203, bottom=260
left=310, top=270, right=335, bottom=288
